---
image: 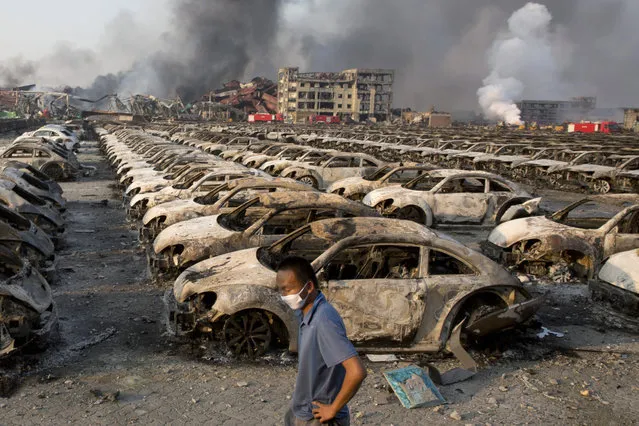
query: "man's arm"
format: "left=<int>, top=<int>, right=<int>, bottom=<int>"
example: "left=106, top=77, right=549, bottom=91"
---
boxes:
left=312, top=355, right=367, bottom=423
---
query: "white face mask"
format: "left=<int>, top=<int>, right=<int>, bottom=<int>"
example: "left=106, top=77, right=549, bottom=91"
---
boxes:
left=281, top=282, right=310, bottom=310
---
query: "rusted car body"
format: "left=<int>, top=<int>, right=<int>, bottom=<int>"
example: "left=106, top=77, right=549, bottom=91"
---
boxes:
left=590, top=249, right=639, bottom=315
left=483, top=199, right=639, bottom=279
left=0, top=246, right=57, bottom=358
left=127, top=168, right=268, bottom=219
left=149, top=192, right=379, bottom=277
left=259, top=149, right=335, bottom=176
left=0, top=140, right=79, bottom=181
left=280, top=153, right=385, bottom=189
left=363, top=170, right=536, bottom=226
left=2, top=168, right=66, bottom=211
left=588, top=156, right=639, bottom=194
left=0, top=180, right=66, bottom=238
left=0, top=161, right=63, bottom=195
left=327, top=164, right=436, bottom=201
left=165, top=218, right=542, bottom=358
left=140, top=177, right=315, bottom=242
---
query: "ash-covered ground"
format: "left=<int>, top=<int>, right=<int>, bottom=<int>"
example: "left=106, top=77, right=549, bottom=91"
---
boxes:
left=0, top=136, right=637, bottom=425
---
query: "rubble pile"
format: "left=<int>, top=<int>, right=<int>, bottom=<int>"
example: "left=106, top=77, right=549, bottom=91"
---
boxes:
left=206, top=77, right=278, bottom=115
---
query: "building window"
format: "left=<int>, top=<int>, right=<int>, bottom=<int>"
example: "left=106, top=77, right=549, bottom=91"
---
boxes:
left=347, top=94, right=352, bottom=99
left=300, top=83, right=305, bottom=87
left=338, top=104, right=342, bottom=108
left=347, top=104, right=352, bottom=109
left=338, top=94, right=343, bottom=99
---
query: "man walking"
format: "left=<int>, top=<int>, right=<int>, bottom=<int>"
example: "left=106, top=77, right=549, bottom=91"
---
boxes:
left=277, top=257, right=367, bottom=425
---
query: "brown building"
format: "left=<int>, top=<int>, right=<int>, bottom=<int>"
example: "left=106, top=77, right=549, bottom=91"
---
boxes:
left=623, top=108, right=639, bottom=131
left=277, top=67, right=394, bottom=123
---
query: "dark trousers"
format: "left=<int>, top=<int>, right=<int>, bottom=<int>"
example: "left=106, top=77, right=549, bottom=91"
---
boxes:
left=284, top=407, right=350, bottom=426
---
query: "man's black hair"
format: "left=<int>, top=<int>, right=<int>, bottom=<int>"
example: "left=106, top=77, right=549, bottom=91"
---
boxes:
left=277, top=256, right=319, bottom=288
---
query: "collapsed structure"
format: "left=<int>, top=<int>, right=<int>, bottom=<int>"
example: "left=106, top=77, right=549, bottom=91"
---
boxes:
left=516, top=97, right=596, bottom=125
left=277, top=67, right=394, bottom=123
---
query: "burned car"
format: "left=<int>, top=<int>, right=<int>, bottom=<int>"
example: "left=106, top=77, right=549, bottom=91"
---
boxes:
left=127, top=168, right=268, bottom=219
left=0, top=180, right=66, bottom=240
left=149, top=192, right=378, bottom=278
left=363, top=170, right=537, bottom=226
left=166, top=217, right=542, bottom=358
left=279, top=153, right=385, bottom=189
left=0, top=245, right=57, bottom=358
left=327, top=164, right=436, bottom=201
left=483, top=198, right=639, bottom=280
left=2, top=168, right=66, bottom=211
left=0, top=161, right=63, bottom=195
left=260, top=149, right=335, bottom=177
left=590, top=249, right=639, bottom=315
left=140, top=177, right=315, bottom=242
left=0, top=140, right=79, bottom=181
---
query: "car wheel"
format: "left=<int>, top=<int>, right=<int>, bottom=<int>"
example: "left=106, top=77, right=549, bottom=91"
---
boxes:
left=297, top=175, right=318, bottom=188
left=591, top=179, right=611, bottom=194
left=349, top=193, right=365, bottom=202
left=41, top=164, right=64, bottom=181
left=223, top=310, right=272, bottom=358
left=396, top=206, right=426, bottom=225
left=548, top=173, right=561, bottom=187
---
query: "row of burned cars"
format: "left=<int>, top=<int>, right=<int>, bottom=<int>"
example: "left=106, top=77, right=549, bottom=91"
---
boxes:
left=98, top=123, right=639, bottom=360
left=286, top=129, right=639, bottom=195
left=0, top=123, right=86, bottom=359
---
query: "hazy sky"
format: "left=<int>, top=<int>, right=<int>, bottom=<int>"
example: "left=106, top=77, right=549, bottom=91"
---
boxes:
left=0, top=0, right=168, bottom=59
left=1, top=0, right=638, bottom=110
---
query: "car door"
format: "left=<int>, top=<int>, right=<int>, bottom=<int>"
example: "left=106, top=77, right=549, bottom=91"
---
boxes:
left=320, top=244, right=427, bottom=344
left=487, top=179, right=517, bottom=222
left=430, top=177, right=490, bottom=224
left=321, top=156, right=360, bottom=184
left=603, top=210, right=639, bottom=257
left=33, top=149, right=52, bottom=169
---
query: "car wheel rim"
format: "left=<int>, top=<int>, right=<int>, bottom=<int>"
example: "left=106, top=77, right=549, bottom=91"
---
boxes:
left=593, top=179, right=610, bottom=194
left=298, top=176, right=316, bottom=187
left=223, top=311, right=272, bottom=358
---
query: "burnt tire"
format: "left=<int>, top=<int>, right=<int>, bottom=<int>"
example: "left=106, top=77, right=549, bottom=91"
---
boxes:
left=41, top=164, right=64, bottom=181
left=297, top=175, right=318, bottom=188
left=591, top=179, right=611, bottom=194
left=396, top=206, right=426, bottom=225
left=223, top=310, right=272, bottom=358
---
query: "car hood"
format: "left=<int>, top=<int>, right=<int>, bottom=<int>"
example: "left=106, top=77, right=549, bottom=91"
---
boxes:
left=327, top=176, right=368, bottom=192
left=130, top=186, right=186, bottom=208
left=598, top=250, right=639, bottom=294
left=143, top=198, right=199, bottom=224
left=125, top=176, right=172, bottom=195
left=174, top=247, right=274, bottom=302
left=520, top=159, right=566, bottom=168
left=153, top=215, right=236, bottom=253
left=488, top=216, right=571, bottom=247
left=0, top=265, right=52, bottom=313
left=0, top=222, right=54, bottom=257
left=362, top=185, right=406, bottom=206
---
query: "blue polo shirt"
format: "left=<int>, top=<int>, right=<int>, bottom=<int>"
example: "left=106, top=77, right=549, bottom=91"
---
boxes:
left=292, top=292, right=358, bottom=421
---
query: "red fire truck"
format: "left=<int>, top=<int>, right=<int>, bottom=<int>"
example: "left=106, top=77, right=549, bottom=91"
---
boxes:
left=248, top=113, right=283, bottom=123
left=567, top=121, right=621, bottom=134
left=309, top=115, right=341, bottom=124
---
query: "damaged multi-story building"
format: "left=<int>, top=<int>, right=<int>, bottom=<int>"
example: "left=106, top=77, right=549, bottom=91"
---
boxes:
left=517, top=97, right=596, bottom=125
left=277, top=67, right=394, bottom=123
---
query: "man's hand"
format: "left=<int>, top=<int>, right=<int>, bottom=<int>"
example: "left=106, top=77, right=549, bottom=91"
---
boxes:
left=312, top=401, right=337, bottom=423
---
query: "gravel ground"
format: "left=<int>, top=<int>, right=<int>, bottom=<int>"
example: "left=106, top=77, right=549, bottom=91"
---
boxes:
left=0, top=137, right=637, bottom=425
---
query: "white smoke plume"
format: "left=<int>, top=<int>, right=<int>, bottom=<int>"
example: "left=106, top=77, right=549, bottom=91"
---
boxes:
left=478, top=2, right=564, bottom=124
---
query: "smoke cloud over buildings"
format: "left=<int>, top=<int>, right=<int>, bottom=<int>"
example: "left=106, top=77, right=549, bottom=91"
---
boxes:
left=1, top=0, right=638, bottom=110
left=477, top=2, right=565, bottom=124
